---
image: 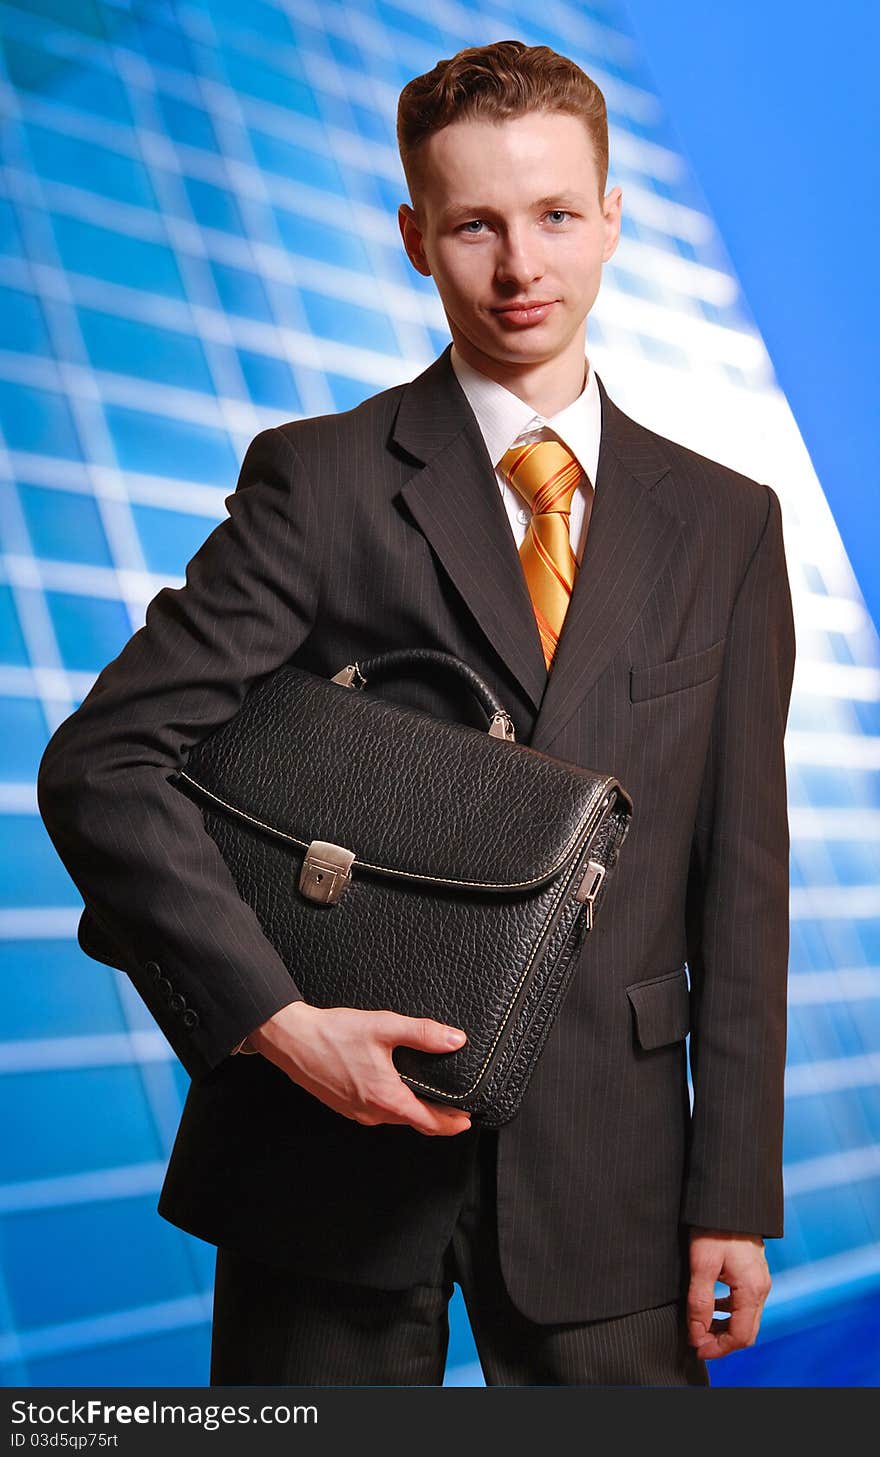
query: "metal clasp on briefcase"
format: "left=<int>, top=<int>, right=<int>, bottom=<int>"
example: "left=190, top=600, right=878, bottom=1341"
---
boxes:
left=299, top=840, right=356, bottom=904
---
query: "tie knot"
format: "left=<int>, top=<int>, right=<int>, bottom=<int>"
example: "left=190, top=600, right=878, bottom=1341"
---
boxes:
left=499, top=438, right=582, bottom=515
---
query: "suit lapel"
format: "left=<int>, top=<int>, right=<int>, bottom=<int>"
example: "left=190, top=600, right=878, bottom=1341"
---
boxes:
left=392, top=346, right=684, bottom=747
left=529, top=376, right=684, bottom=750
left=394, top=347, right=548, bottom=714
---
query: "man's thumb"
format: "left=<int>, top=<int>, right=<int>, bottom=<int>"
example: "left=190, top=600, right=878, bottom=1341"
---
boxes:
left=388, top=1016, right=468, bottom=1052
left=687, top=1273, right=716, bottom=1346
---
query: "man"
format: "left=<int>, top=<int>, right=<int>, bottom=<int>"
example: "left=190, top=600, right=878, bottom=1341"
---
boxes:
left=36, top=40, right=795, bottom=1386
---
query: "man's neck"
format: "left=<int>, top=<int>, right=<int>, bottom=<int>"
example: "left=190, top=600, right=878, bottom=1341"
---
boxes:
left=449, top=329, right=589, bottom=418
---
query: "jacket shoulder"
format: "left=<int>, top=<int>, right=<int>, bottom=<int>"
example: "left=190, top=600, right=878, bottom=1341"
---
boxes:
left=618, top=404, right=774, bottom=537
left=270, top=379, right=408, bottom=459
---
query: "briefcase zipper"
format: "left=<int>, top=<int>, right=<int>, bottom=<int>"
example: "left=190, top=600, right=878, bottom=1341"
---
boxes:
left=399, top=790, right=621, bottom=1104
left=573, top=861, right=603, bottom=931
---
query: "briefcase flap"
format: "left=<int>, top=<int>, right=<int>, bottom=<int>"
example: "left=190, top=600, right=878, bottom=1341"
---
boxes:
left=174, top=663, right=616, bottom=892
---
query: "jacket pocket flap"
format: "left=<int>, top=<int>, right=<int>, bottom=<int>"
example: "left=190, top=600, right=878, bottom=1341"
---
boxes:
left=626, top=967, right=690, bottom=1049
left=629, top=636, right=726, bottom=703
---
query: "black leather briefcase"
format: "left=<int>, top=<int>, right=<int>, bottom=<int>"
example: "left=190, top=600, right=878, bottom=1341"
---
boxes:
left=170, top=648, right=634, bottom=1126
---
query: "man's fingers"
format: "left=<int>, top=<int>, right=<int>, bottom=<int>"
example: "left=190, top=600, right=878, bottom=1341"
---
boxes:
left=384, top=1085, right=471, bottom=1136
left=378, top=1013, right=468, bottom=1054
left=696, top=1317, right=757, bottom=1357
left=404, top=1104, right=472, bottom=1136
left=694, top=1287, right=766, bottom=1359
left=686, top=1270, right=718, bottom=1349
left=718, top=1296, right=759, bottom=1351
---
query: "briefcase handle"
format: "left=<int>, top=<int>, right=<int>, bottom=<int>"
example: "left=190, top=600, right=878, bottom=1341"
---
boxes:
left=329, top=648, right=517, bottom=741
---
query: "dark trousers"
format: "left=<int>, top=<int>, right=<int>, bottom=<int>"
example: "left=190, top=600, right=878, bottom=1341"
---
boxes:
left=210, top=1128, right=710, bottom=1387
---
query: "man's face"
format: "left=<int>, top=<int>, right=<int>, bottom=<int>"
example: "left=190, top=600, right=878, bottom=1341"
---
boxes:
left=398, top=110, right=621, bottom=373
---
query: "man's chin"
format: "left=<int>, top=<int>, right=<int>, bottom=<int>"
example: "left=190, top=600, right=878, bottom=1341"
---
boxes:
left=458, top=325, right=567, bottom=364
left=449, top=315, right=586, bottom=376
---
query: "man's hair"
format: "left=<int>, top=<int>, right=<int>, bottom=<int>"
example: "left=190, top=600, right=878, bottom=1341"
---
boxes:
left=397, top=39, right=609, bottom=214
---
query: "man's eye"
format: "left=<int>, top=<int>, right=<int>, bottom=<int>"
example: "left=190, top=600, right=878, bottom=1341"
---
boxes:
left=457, top=212, right=570, bottom=233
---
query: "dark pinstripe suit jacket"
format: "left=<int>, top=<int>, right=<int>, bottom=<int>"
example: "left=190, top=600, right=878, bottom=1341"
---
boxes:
left=36, top=342, right=796, bottom=1324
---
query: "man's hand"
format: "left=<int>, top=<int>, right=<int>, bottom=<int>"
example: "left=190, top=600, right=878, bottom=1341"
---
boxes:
left=687, top=1228, right=772, bottom=1359
left=247, top=1000, right=473, bottom=1138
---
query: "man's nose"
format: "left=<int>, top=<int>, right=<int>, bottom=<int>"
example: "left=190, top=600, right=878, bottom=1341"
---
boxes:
left=494, top=226, right=545, bottom=287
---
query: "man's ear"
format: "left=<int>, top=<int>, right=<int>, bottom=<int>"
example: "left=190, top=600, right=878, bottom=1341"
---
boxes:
left=602, top=185, right=623, bottom=263
left=398, top=202, right=432, bottom=277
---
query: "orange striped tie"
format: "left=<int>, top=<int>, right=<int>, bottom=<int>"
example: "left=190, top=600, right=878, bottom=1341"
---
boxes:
left=499, top=437, right=586, bottom=671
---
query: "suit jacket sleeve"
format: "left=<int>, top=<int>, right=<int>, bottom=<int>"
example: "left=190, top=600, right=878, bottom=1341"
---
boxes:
left=37, top=426, right=321, bottom=1083
left=682, top=483, right=796, bottom=1237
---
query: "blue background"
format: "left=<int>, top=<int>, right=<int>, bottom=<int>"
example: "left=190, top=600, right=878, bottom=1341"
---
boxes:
left=624, top=0, right=880, bottom=630
left=1, top=0, right=878, bottom=1388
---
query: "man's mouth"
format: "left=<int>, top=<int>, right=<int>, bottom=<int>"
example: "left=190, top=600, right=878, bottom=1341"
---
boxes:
left=493, top=300, right=557, bottom=326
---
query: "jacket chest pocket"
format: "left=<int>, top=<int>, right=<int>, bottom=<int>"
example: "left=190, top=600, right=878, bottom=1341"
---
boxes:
left=629, top=636, right=726, bottom=704
left=626, top=967, right=690, bottom=1049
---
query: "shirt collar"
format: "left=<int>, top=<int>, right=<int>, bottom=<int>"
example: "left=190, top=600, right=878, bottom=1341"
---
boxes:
left=449, top=341, right=601, bottom=488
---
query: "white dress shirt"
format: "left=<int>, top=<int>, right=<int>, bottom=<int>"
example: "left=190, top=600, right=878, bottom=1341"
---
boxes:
left=449, top=342, right=601, bottom=565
